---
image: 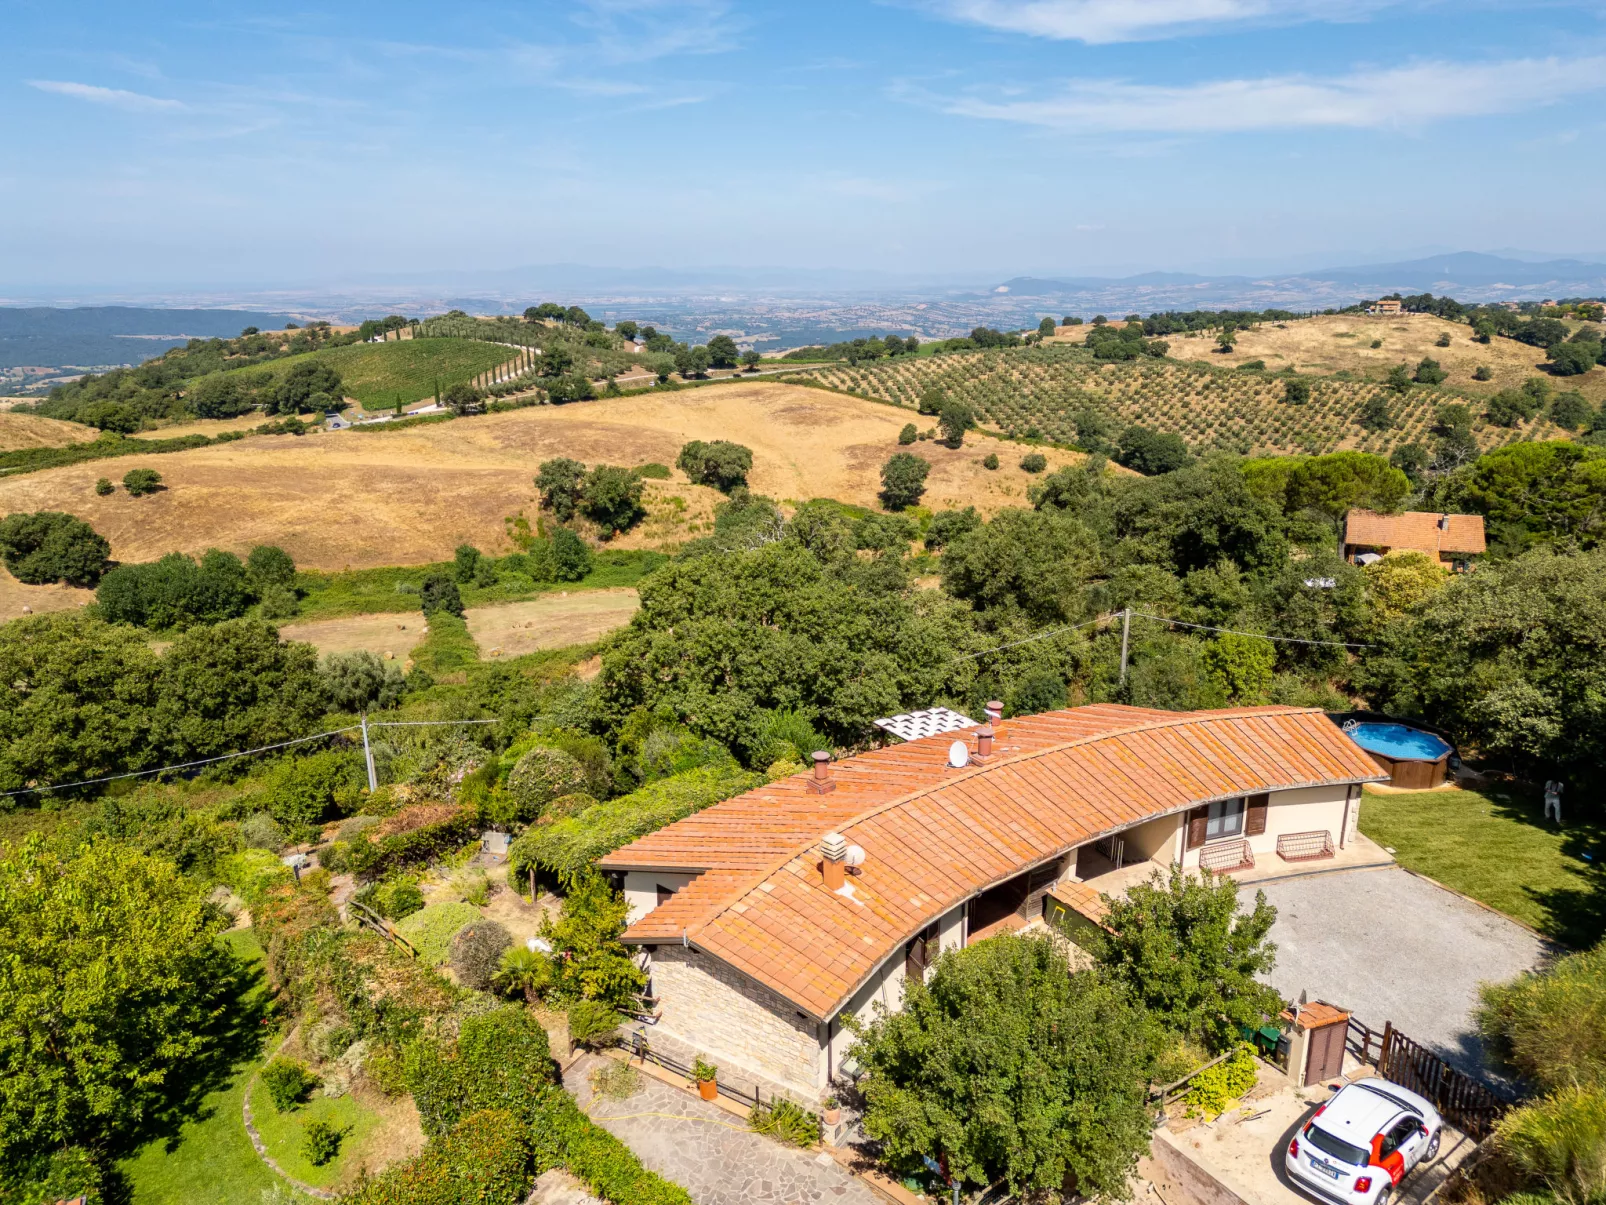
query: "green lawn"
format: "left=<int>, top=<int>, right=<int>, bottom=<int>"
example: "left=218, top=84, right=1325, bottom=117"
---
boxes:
left=288, top=549, right=666, bottom=622
left=119, top=930, right=319, bottom=1205
left=247, top=1081, right=384, bottom=1190
left=1360, top=785, right=1606, bottom=948
left=247, top=338, right=515, bottom=407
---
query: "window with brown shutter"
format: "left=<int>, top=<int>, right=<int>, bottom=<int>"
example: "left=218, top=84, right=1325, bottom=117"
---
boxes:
left=1185, top=805, right=1209, bottom=850
left=1245, top=793, right=1269, bottom=836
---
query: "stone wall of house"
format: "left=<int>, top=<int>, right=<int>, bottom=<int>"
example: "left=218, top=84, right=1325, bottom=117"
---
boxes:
left=648, top=945, right=823, bottom=1099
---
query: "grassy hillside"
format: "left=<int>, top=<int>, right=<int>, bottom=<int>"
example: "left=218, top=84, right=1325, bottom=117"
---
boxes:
left=245, top=338, right=517, bottom=407
left=800, top=343, right=1568, bottom=457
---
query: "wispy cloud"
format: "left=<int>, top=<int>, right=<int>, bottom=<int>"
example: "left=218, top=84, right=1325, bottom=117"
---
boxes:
left=924, top=0, right=1405, bottom=44
left=569, top=0, right=740, bottom=65
left=926, top=56, right=1606, bottom=132
left=29, top=79, right=184, bottom=112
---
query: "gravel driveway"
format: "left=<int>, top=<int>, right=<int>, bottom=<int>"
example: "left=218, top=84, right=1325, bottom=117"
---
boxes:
left=1244, top=865, right=1549, bottom=1079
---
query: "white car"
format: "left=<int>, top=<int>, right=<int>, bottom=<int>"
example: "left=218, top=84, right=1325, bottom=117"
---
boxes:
left=1285, top=1079, right=1444, bottom=1205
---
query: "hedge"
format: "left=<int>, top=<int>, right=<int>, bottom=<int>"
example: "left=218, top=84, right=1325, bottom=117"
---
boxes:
left=508, top=765, right=761, bottom=888
left=533, top=1091, right=693, bottom=1205
left=346, top=806, right=475, bottom=879
left=343, top=1108, right=531, bottom=1205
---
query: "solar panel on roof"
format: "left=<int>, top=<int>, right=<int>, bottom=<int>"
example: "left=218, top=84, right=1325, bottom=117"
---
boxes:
left=874, top=706, right=979, bottom=742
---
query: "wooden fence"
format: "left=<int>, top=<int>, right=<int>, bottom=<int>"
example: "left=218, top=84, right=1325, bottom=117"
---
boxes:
left=1347, top=1018, right=1511, bottom=1139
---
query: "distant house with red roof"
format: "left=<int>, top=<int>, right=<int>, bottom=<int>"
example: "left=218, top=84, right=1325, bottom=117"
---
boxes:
left=1342, top=509, right=1486, bottom=570
left=600, top=704, right=1384, bottom=1105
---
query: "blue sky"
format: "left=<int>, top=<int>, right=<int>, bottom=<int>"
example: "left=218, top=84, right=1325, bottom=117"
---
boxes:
left=3, top=0, right=1604, bottom=289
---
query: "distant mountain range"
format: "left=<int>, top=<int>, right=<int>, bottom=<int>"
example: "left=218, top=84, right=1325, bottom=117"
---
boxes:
left=0, top=305, right=294, bottom=373
left=996, top=253, right=1606, bottom=311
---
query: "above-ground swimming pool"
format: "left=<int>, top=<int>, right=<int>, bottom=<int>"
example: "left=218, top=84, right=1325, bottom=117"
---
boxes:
left=1344, top=721, right=1453, bottom=788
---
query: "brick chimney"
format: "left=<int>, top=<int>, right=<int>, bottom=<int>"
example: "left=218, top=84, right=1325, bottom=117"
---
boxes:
left=820, top=831, right=847, bottom=891
left=985, top=700, right=1004, bottom=737
left=976, top=724, right=994, bottom=759
left=807, top=750, right=836, bottom=794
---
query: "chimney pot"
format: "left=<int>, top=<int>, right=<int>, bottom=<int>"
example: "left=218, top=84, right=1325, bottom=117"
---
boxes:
left=821, top=831, right=847, bottom=890
left=808, top=750, right=836, bottom=793
left=977, top=724, right=994, bottom=758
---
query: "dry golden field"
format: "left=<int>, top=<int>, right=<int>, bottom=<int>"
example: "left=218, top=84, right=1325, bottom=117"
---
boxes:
left=0, top=381, right=1099, bottom=571
left=0, top=412, right=97, bottom=451
left=1198, top=313, right=1605, bottom=403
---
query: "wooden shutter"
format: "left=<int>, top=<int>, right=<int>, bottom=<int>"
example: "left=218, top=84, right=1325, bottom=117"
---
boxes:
left=1245, top=793, right=1269, bottom=836
left=1185, top=805, right=1209, bottom=850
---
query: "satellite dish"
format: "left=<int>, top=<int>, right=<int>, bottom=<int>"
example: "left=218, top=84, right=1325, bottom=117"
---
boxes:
left=948, top=740, right=970, bottom=768
left=844, top=844, right=866, bottom=867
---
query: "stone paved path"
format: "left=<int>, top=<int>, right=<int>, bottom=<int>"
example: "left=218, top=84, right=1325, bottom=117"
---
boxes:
left=564, top=1055, right=878, bottom=1205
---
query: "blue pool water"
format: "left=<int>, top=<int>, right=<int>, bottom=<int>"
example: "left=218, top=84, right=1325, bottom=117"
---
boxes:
left=1346, top=722, right=1452, bottom=761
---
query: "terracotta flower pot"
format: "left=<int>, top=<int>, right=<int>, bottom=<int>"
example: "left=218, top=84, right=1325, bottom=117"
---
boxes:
left=823, top=1107, right=841, bottom=1126
left=698, top=1077, right=718, bottom=1101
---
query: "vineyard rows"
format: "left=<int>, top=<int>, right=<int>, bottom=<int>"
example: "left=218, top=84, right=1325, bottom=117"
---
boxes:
left=799, top=346, right=1559, bottom=457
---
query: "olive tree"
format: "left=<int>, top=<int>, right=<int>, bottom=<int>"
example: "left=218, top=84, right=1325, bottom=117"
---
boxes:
left=852, top=934, right=1157, bottom=1199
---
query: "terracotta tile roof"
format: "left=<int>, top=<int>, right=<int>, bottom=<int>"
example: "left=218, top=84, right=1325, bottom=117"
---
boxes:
left=1343, top=509, right=1486, bottom=557
left=601, top=705, right=1386, bottom=1020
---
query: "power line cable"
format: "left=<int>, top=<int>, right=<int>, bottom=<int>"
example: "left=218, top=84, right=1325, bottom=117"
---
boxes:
left=1129, top=611, right=1376, bottom=650
left=948, top=615, right=1114, bottom=663
left=0, top=726, right=360, bottom=798
left=1, top=718, right=504, bottom=798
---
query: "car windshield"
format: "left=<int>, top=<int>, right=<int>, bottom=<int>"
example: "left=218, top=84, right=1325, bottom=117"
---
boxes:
left=1305, top=1123, right=1370, bottom=1167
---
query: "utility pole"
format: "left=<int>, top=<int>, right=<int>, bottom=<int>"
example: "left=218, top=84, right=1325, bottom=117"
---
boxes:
left=1119, top=606, right=1132, bottom=686
left=361, top=713, right=378, bottom=792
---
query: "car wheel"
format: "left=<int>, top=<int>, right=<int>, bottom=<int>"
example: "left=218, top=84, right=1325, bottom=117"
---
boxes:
left=1376, top=1189, right=1392, bottom=1205
left=1425, top=1130, right=1441, bottom=1161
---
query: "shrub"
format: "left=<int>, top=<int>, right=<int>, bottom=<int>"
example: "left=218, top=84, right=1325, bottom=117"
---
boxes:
left=219, top=848, right=293, bottom=904
left=1473, top=364, right=1493, bottom=380
left=96, top=549, right=254, bottom=630
left=1492, top=1086, right=1606, bottom=1205
left=1436, top=331, right=1452, bottom=347
left=591, top=1059, right=641, bottom=1100
left=1283, top=378, right=1311, bottom=405
left=1413, top=357, right=1447, bottom=385
left=94, top=477, right=113, bottom=496
left=348, top=1108, right=532, bottom=1205
left=405, top=1007, right=556, bottom=1139
left=879, top=452, right=930, bottom=510
left=506, top=746, right=588, bottom=820
left=420, top=573, right=464, bottom=617
left=247, top=544, right=296, bottom=589
left=346, top=807, right=475, bottom=880
left=1477, top=943, right=1606, bottom=1092
left=450, top=918, right=513, bottom=991
left=239, top=812, right=286, bottom=851
left=375, top=878, right=425, bottom=920
left=567, top=999, right=622, bottom=1048
left=898, top=423, right=917, bottom=445
left=122, top=468, right=163, bottom=495
left=635, top=462, right=671, bottom=479
left=396, top=902, right=483, bottom=965
left=0, top=511, right=111, bottom=586
left=551, top=527, right=592, bottom=581
left=261, top=1057, right=316, bottom=1113
left=1019, top=451, right=1048, bottom=473
left=676, top=440, right=753, bottom=492
left=536, top=457, right=587, bottom=520
left=1183, top=1044, right=1258, bottom=1119
left=983, top=452, right=999, bottom=469
left=1552, top=391, right=1594, bottom=432
left=453, top=544, right=481, bottom=583
left=259, top=584, right=298, bottom=620
left=303, top=1118, right=344, bottom=1165
left=749, top=1098, right=821, bottom=1148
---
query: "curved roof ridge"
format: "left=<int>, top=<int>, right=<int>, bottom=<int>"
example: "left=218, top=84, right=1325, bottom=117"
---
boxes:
left=681, top=704, right=1321, bottom=943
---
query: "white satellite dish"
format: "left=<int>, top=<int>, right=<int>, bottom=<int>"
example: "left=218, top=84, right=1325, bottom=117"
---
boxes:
left=948, top=740, right=970, bottom=768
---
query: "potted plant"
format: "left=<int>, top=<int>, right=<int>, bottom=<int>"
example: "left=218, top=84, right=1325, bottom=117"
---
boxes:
left=693, top=1058, right=718, bottom=1100
left=822, top=1095, right=840, bottom=1126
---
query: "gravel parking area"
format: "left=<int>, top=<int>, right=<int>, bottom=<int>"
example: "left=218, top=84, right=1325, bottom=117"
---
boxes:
left=1245, top=865, right=1549, bottom=1079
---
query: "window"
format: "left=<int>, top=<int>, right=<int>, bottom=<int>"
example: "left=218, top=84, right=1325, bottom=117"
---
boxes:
left=1206, top=798, right=1246, bottom=840
left=1304, top=1123, right=1369, bottom=1167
